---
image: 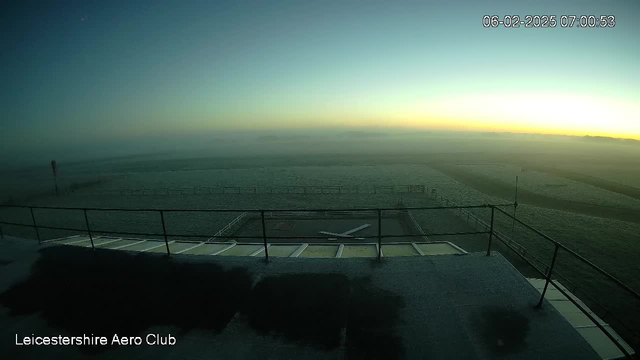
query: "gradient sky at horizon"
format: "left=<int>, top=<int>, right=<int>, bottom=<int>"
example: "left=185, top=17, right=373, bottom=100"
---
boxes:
left=2, top=0, right=640, bottom=151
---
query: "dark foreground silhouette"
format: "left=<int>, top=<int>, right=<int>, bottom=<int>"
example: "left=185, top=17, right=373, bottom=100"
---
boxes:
left=1, top=247, right=405, bottom=358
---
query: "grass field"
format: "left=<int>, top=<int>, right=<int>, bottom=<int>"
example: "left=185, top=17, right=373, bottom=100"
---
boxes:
left=1, top=150, right=640, bottom=351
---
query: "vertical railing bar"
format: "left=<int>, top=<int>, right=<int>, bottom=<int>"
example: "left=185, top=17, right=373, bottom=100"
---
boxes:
left=261, top=210, right=269, bottom=262
left=536, top=243, right=560, bottom=308
left=30, top=207, right=41, bottom=244
left=160, top=210, right=170, bottom=255
left=486, top=206, right=495, bottom=256
left=84, top=209, right=95, bottom=250
left=377, top=209, right=382, bottom=261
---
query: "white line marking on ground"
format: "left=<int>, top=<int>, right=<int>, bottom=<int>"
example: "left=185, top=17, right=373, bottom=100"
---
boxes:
left=175, top=242, right=206, bottom=254
left=93, top=238, right=123, bottom=247
left=111, top=240, right=147, bottom=250
left=250, top=245, right=269, bottom=256
left=377, top=244, right=384, bottom=258
left=207, top=212, right=246, bottom=241
left=319, top=231, right=354, bottom=238
left=62, top=237, right=92, bottom=245
left=336, top=244, right=344, bottom=258
left=342, top=224, right=371, bottom=235
left=290, top=244, right=308, bottom=257
left=211, top=243, right=236, bottom=255
left=411, top=243, right=426, bottom=256
left=140, top=241, right=174, bottom=252
left=447, top=241, right=468, bottom=254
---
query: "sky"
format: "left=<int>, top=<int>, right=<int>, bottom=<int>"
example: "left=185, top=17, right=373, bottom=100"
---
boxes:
left=2, top=0, right=640, bottom=158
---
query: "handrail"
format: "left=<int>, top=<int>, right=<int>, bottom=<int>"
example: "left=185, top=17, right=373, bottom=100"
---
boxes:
left=0, top=200, right=637, bottom=356
left=0, top=203, right=512, bottom=212
left=429, top=194, right=637, bottom=357
left=493, top=205, right=640, bottom=303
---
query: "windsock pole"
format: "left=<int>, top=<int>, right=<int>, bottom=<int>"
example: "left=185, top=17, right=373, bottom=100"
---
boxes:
left=511, top=175, right=518, bottom=233
left=51, top=160, right=59, bottom=196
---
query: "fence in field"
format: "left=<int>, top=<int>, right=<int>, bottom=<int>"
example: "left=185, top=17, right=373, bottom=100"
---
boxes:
left=69, top=184, right=428, bottom=196
left=426, top=189, right=529, bottom=256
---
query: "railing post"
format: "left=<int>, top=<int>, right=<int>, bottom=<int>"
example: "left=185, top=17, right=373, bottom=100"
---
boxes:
left=159, top=210, right=170, bottom=255
left=377, top=209, right=382, bottom=261
left=486, top=206, right=495, bottom=256
left=261, top=210, right=269, bottom=262
left=83, top=209, right=95, bottom=250
left=30, top=207, right=41, bottom=244
left=536, top=243, right=560, bottom=308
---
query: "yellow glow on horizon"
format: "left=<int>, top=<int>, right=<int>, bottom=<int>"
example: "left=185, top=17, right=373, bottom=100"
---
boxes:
left=138, top=92, right=640, bottom=141
left=396, top=93, right=640, bottom=140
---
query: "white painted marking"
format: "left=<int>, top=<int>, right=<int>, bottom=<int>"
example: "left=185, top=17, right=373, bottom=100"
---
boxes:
left=411, top=243, right=425, bottom=256
left=342, top=224, right=370, bottom=235
left=176, top=242, right=205, bottom=254
left=336, top=244, right=344, bottom=258
left=211, top=243, right=236, bottom=255
left=62, top=237, right=92, bottom=245
left=446, top=241, right=468, bottom=254
left=207, top=212, right=246, bottom=241
left=319, top=231, right=354, bottom=238
left=290, top=244, right=308, bottom=257
left=250, top=245, right=269, bottom=256
left=377, top=244, right=384, bottom=258
left=320, top=224, right=370, bottom=240
left=140, top=241, right=174, bottom=252
left=111, top=240, right=147, bottom=250
left=96, top=236, right=123, bottom=240
left=93, top=238, right=123, bottom=247
left=574, top=324, right=612, bottom=329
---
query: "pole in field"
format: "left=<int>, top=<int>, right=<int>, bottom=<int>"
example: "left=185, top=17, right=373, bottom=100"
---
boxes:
left=511, top=175, right=519, bottom=233
left=51, top=160, right=59, bottom=196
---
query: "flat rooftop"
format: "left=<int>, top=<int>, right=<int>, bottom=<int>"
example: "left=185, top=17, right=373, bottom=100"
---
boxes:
left=0, top=237, right=601, bottom=360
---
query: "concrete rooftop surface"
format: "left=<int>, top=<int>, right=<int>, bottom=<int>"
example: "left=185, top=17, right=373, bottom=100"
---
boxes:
left=0, top=236, right=601, bottom=360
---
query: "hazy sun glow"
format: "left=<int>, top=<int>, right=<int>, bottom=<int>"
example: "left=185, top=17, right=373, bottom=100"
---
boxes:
left=2, top=0, right=640, bottom=148
left=409, top=94, right=640, bottom=139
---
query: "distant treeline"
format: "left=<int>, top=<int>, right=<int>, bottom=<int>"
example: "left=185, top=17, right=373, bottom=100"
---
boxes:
left=580, top=135, right=639, bottom=145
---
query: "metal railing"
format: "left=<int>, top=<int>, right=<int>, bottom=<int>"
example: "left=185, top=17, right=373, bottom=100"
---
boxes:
left=491, top=206, right=639, bottom=358
left=0, top=204, right=496, bottom=256
left=426, top=191, right=638, bottom=358
left=0, top=201, right=637, bottom=357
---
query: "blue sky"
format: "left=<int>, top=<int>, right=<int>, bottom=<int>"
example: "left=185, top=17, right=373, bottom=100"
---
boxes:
left=2, top=0, right=639, bottom=157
